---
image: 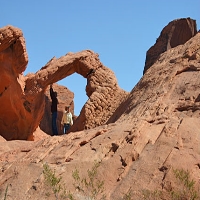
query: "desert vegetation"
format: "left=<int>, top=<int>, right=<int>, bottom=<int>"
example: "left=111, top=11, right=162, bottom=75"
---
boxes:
left=41, top=162, right=200, bottom=200
left=43, top=161, right=106, bottom=200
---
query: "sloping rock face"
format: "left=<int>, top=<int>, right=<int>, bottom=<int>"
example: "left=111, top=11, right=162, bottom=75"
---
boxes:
left=0, top=20, right=199, bottom=199
left=0, top=25, right=128, bottom=140
left=110, top=32, right=200, bottom=199
left=143, top=17, right=197, bottom=74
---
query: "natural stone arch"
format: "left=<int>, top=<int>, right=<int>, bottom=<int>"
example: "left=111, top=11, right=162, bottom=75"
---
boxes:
left=0, top=25, right=128, bottom=140
left=27, top=50, right=129, bottom=133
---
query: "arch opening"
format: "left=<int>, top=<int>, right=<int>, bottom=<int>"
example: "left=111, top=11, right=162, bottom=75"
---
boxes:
left=58, top=73, right=88, bottom=116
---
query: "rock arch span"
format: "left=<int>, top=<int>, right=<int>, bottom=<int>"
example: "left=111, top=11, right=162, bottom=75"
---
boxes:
left=0, top=25, right=128, bottom=140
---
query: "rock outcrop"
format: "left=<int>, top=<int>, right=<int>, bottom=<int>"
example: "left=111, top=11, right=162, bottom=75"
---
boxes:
left=110, top=31, right=200, bottom=200
left=143, top=17, right=197, bottom=74
left=70, top=66, right=128, bottom=132
left=0, top=26, right=128, bottom=140
left=0, top=26, right=29, bottom=140
left=0, top=19, right=199, bottom=199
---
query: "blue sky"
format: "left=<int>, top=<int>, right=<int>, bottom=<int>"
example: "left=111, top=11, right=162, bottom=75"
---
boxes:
left=1, top=1, right=199, bottom=115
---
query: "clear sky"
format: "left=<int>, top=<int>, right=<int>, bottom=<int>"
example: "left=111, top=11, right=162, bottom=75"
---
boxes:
left=1, top=1, right=199, bottom=115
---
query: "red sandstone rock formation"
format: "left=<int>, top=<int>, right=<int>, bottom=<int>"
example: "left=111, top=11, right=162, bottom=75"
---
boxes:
left=144, top=17, right=197, bottom=74
left=70, top=66, right=128, bottom=132
left=0, top=26, right=29, bottom=140
left=2, top=18, right=196, bottom=141
left=0, top=18, right=199, bottom=199
left=0, top=26, right=127, bottom=140
left=0, top=28, right=199, bottom=200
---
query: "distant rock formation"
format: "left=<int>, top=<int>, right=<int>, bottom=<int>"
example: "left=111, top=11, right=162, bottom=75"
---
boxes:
left=144, top=17, right=197, bottom=74
left=0, top=26, right=128, bottom=140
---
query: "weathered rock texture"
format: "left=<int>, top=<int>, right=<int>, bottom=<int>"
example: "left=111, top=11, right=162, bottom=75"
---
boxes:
left=0, top=25, right=128, bottom=140
left=144, top=17, right=197, bottom=74
left=70, top=66, right=128, bottom=132
left=0, top=18, right=199, bottom=199
left=0, top=26, right=29, bottom=140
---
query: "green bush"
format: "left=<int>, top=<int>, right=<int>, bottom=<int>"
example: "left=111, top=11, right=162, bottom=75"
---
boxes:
left=43, top=163, right=199, bottom=200
left=139, top=168, right=200, bottom=200
left=122, top=188, right=132, bottom=200
left=43, top=161, right=106, bottom=200
left=72, top=161, right=106, bottom=200
left=171, top=168, right=199, bottom=200
left=43, top=163, right=68, bottom=199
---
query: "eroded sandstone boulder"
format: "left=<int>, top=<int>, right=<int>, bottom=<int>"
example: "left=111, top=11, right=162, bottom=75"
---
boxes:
left=25, top=50, right=128, bottom=136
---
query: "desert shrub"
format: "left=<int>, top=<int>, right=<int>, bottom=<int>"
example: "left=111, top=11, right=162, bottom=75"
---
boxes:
left=141, top=189, right=163, bottom=200
left=122, top=188, right=132, bottom=200
left=140, top=168, right=199, bottom=200
left=170, top=168, right=199, bottom=200
left=71, top=161, right=106, bottom=200
left=43, top=163, right=68, bottom=199
left=0, top=185, right=8, bottom=200
left=43, top=161, right=106, bottom=200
